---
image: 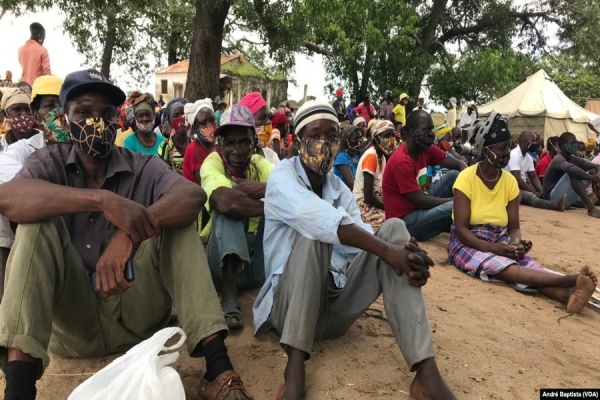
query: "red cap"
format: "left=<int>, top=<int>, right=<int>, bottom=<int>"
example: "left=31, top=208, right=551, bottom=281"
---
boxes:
left=335, top=88, right=343, bottom=96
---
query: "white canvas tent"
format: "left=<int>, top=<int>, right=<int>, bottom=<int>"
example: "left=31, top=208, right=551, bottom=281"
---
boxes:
left=478, top=69, right=599, bottom=142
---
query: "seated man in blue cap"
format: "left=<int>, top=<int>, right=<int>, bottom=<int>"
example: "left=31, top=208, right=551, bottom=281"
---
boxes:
left=0, top=69, right=252, bottom=400
left=200, top=104, right=274, bottom=330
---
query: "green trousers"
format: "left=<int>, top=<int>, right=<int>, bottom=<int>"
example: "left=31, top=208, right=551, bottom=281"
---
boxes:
left=0, top=217, right=227, bottom=378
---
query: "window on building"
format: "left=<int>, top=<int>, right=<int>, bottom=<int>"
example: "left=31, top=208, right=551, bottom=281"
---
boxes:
left=161, top=80, right=168, bottom=94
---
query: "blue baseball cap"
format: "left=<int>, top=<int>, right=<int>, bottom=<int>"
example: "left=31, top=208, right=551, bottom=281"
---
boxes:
left=59, top=68, right=126, bottom=108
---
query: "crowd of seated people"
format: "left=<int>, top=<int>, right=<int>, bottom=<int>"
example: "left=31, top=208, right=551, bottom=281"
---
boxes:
left=1, top=76, right=599, bottom=400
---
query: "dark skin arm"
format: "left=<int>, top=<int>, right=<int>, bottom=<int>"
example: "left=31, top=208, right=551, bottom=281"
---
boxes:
left=440, top=155, right=467, bottom=171
left=454, top=189, right=522, bottom=259
left=527, top=170, right=543, bottom=194
left=147, top=179, right=206, bottom=230
left=565, top=165, right=600, bottom=182
left=404, top=189, right=451, bottom=210
left=511, top=170, right=539, bottom=194
left=272, top=138, right=281, bottom=159
left=209, top=186, right=265, bottom=219
left=193, top=169, right=201, bottom=186
left=338, top=164, right=355, bottom=190
left=337, top=224, right=433, bottom=286
left=363, top=172, right=384, bottom=209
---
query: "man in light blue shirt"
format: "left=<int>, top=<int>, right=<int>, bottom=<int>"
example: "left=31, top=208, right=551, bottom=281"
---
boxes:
left=253, top=100, right=455, bottom=400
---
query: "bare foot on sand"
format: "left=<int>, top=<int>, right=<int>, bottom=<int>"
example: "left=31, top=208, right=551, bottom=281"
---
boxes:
left=566, top=267, right=597, bottom=313
left=410, top=358, right=456, bottom=400
left=556, top=194, right=567, bottom=212
left=587, top=208, right=600, bottom=218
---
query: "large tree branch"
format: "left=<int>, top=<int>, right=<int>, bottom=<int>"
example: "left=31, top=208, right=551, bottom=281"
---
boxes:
left=303, top=41, right=332, bottom=57
left=437, top=10, right=561, bottom=44
left=420, top=0, right=447, bottom=48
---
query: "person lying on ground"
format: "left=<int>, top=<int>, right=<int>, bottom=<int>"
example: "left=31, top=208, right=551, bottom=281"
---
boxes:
left=0, top=69, right=252, bottom=400
left=200, top=104, right=273, bottom=330
left=333, top=125, right=362, bottom=190
left=353, top=120, right=396, bottom=230
left=448, top=111, right=598, bottom=313
left=542, top=131, right=600, bottom=218
left=382, top=110, right=467, bottom=241
left=507, top=131, right=566, bottom=212
left=182, top=99, right=216, bottom=184
left=239, top=92, right=279, bottom=164
left=535, top=136, right=559, bottom=183
left=253, top=100, right=455, bottom=400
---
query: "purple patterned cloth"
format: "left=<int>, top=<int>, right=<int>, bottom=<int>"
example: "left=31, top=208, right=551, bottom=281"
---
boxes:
left=447, top=223, right=541, bottom=281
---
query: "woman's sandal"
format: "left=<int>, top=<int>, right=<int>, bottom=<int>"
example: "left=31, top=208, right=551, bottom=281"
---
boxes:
left=221, top=299, right=244, bottom=330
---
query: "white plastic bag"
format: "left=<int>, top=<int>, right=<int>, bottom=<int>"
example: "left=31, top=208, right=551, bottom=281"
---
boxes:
left=68, top=327, right=187, bottom=400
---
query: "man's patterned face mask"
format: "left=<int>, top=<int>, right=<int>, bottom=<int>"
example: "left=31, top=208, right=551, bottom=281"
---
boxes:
left=68, top=117, right=118, bottom=158
left=298, top=138, right=340, bottom=176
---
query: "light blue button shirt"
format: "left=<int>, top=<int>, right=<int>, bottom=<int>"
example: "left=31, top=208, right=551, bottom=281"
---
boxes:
left=253, top=156, right=373, bottom=335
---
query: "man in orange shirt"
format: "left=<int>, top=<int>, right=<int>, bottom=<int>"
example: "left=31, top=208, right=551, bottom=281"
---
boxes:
left=18, top=23, right=51, bottom=86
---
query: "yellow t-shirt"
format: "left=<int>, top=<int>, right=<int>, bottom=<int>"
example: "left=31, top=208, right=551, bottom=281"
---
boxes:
left=452, top=164, right=519, bottom=227
left=392, top=104, right=406, bottom=126
left=199, top=152, right=274, bottom=243
left=115, top=127, right=133, bottom=147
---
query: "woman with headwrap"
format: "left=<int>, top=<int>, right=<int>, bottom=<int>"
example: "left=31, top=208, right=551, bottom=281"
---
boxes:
left=115, top=99, right=133, bottom=147
left=333, top=125, right=363, bottom=189
left=584, top=138, right=596, bottom=161
left=353, top=120, right=396, bottom=230
left=163, top=97, right=187, bottom=130
left=448, top=111, right=598, bottom=312
left=158, top=116, right=189, bottom=175
left=123, top=93, right=165, bottom=155
left=0, top=88, right=40, bottom=151
left=182, top=98, right=217, bottom=184
left=239, top=92, right=280, bottom=164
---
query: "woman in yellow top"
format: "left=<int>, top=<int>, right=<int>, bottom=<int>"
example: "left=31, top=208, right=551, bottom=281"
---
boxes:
left=448, top=111, right=597, bottom=313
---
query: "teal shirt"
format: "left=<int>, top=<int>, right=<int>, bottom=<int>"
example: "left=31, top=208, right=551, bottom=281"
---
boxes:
left=123, top=132, right=166, bottom=156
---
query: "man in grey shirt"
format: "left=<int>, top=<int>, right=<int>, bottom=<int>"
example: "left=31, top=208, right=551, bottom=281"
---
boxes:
left=542, top=131, right=600, bottom=218
left=0, top=69, right=252, bottom=400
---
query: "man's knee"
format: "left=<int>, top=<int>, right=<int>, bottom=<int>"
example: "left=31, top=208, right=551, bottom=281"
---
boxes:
left=375, top=218, right=411, bottom=244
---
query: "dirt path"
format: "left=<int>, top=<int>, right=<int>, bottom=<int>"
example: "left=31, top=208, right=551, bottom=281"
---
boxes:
left=1, top=206, right=599, bottom=399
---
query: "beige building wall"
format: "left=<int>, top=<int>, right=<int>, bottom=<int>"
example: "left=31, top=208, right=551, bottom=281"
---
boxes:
left=155, top=72, right=187, bottom=103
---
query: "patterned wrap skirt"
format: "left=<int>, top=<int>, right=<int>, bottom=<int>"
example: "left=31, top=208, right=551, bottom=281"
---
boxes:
left=356, top=189, right=386, bottom=230
left=447, top=223, right=542, bottom=281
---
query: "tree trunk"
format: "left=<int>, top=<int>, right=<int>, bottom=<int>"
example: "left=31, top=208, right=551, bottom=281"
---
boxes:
left=100, top=13, right=117, bottom=79
left=185, top=0, right=231, bottom=101
left=167, top=30, right=181, bottom=65
left=359, top=47, right=374, bottom=99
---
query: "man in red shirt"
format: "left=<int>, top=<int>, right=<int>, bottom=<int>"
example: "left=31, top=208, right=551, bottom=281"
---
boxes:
left=18, top=23, right=51, bottom=86
left=383, top=111, right=466, bottom=241
left=535, top=136, right=559, bottom=183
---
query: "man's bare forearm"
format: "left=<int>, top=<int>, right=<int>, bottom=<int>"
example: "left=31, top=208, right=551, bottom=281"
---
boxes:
left=148, top=180, right=206, bottom=229
left=0, top=179, right=104, bottom=223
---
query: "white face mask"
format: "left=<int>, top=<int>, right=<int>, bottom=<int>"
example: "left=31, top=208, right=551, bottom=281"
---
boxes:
left=136, top=120, right=154, bottom=134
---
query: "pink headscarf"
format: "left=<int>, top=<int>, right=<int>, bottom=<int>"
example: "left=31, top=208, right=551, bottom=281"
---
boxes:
left=239, top=92, right=267, bottom=115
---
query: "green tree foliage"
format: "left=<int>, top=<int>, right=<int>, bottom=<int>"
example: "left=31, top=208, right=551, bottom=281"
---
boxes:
left=428, top=49, right=539, bottom=105
left=541, top=54, right=600, bottom=107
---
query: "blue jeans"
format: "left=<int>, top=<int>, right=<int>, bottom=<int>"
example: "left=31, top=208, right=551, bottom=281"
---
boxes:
left=206, top=212, right=266, bottom=291
left=548, top=174, right=586, bottom=207
left=402, top=170, right=458, bottom=241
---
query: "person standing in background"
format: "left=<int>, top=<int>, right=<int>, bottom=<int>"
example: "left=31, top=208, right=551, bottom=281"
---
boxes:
left=18, top=23, right=51, bottom=86
left=379, top=90, right=394, bottom=121
left=345, top=94, right=357, bottom=123
left=332, top=88, right=346, bottom=122
left=446, top=97, right=457, bottom=129
left=392, top=93, right=409, bottom=126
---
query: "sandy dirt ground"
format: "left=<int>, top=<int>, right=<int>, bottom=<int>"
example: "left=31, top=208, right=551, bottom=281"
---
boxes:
left=1, top=206, right=599, bottom=399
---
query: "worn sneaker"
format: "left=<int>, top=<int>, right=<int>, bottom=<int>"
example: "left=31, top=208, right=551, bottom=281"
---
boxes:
left=198, top=370, right=253, bottom=400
